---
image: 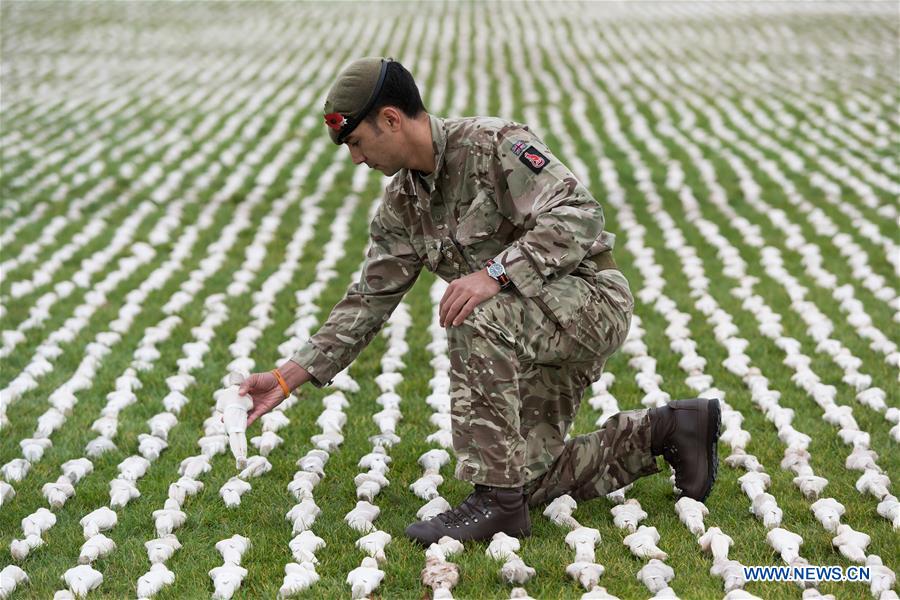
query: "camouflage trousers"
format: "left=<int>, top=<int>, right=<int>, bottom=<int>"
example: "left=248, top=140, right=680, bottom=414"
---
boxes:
left=447, top=268, right=659, bottom=506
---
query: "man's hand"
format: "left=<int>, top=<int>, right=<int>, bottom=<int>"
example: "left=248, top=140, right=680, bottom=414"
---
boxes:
left=240, top=361, right=311, bottom=427
left=439, top=269, right=501, bottom=328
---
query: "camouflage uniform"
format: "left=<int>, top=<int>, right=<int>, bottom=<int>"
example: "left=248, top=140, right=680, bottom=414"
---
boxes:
left=292, top=115, right=658, bottom=505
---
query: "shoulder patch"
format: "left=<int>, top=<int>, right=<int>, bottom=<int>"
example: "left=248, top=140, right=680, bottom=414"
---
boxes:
left=510, top=139, right=528, bottom=156
left=519, top=145, right=549, bottom=174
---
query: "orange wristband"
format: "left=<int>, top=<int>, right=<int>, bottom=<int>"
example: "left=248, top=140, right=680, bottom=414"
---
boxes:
left=271, top=368, right=290, bottom=398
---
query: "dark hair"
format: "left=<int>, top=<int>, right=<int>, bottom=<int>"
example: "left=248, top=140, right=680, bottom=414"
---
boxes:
left=366, top=61, right=426, bottom=123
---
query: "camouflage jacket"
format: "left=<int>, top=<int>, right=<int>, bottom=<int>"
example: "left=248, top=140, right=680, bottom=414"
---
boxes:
left=292, top=114, right=615, bottom=386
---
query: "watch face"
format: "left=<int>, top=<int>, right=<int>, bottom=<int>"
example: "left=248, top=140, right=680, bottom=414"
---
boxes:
left=487, top=263, right=504, bottom=278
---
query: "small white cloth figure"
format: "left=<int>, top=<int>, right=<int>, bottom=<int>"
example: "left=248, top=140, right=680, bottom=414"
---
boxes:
left=214, top=371, right=252, bottom=469
left=831, top=525, right=870, bottom=563
left=766, top=528, right=803, bottom=564
left=80, top=507, right=117, bottom=539
left=136, top=562, right=175, bottom=598
left=153, top=499, right=187, bottom=536
left=62, top=564, right=103, bottom=597
left=637, top=559, right=674, bottom=594
left=220, top=477, right=252, bottom=508
left=278, top=562, right=319, bottom=597
left=22, top=508, right=56, bottom=537
left=486, top=532, right=521, bottom=561
left=355, top=530, right=392, bottom=563
left=347, top=557, right=385, bottom=599
left=611, top=499, right=647, bottom=532
left=751, top=493, right=783, bottom=529
left=78, top=534, right=116, bottom=564
left=209, top=562, right=247, bottom=600
left=810, top=498, right=845, bottom=532
left=500, top=557, right=536, bottom=585
left=623, top=526, right=668, bottom=561
left=675, top=496, right=709, bottom=535
left=544, top=494, right=580, bottom=529
left=286, top=499, right=321, bottom=534
left=417, top=496, right=451, bottom=521
left=565, top=527, right=601, bottom=563
left=345, top=501, right=380, bottom=533
left=289, top=531, right=326, bottom=564
left=698, top=527, right=734, bottom=563
left=216, top=535, right=251, bottom=565
left=0, top=564, right=29, bottom=598
left=145, top=535, right=182, bottom=564
left=566, top=561, right=605, bottom=590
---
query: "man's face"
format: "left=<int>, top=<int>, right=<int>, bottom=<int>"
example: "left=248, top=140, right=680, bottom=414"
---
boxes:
left=343, top=112, right=404, bottom=176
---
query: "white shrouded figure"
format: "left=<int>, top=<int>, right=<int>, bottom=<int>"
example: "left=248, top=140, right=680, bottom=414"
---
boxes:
left=80, top=507, right=116, bottom=539
left=153, top=499, right=187, bottom=536
left=623, top=526, right=668, bottom=561
left=410, top=473, right=443, bottom=500
left=0, top=564, right=29, bottom=598
left=9, top=534, right=43, bottom=560
left=216, top=534, right=251, bottom=565
left=78, top=534, right=116, bottom=564
left=425, top=537, right=464, bottom=562
left=738, top=471, right=770, bottom=500
left=355, top=530, right=392, bottom=563
left=810, top=498, right=845, bottom=532
left=286, top=499, right=321, bottom=534
left=565, top=527, right=601, bottom=562
left=544, top=494, right=580, bottom=529
left=239, top=455, right=272, bottom=479
left=418, top=449, right=451, bottom=473
left=278, top=562, right=319, bottom=598
left=793, top=475, right=829, bottom=500
left=145, top=535, right=182, bottom=564
left=611, top=499, right=647, bottom=533
left=766, top=528, right=803, bottom=564
left=214, top=371, right=252, bottom=469
left=22, top=507, right=56, bottom=536
left=62, top=564, right=103, bottom=598
left=209, top=562, right=248, bottom=600
left=566, top=561, right=606, bottom=590
left=289, top=531, right=325, bottom=564
left=43, top=476, right=75, bottom=509
left=220, top=477, right=252, bottom=508
left=876, top=495, right=899, bottom=529
left=675, top=496, right=709, bottom=535
left=169, top=477, right=204, bottom=505
left=831, top=524, right=870, bottom=563
left=417, top=496, right=451, bottom=521
left=345, top=500, right=380, bottom=533
left=136, top=562, right=175, bottom=598
left=178, top=455, right=212, bottom=479
left=346, top=556, right=384, bottom=599
left=579, top=585, right=620, bottom=599
left=636, top=559, right=674, bottom=594
left=856, top=469, right=890, bottom=499
left=751, top=493, right=783, bottom=529
left=866, top=555, right=896, bottom=598
left=109, top=477, right=141, bottom=508
left=710, top=559, right=746, bottom=593
left=698, top=527, right=734, bottom=563
left=486, top=531, right=521, bottom=561
left=500, top=557, right=536, bottom=585
left=61, top=458, right=93, bottom=484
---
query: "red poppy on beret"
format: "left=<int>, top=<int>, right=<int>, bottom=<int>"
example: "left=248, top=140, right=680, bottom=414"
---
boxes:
left=324, top=112, right=347, bottom=131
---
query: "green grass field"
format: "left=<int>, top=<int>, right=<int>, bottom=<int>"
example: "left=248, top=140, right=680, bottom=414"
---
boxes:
left=1, top=2, right=897, bottom=599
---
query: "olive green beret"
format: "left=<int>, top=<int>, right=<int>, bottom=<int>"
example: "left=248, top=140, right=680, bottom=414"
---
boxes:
left=324, top=57, right=392, bottom=144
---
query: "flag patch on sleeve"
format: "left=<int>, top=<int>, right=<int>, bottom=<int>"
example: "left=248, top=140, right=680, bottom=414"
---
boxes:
left=519, top=145, right=549, bottom=174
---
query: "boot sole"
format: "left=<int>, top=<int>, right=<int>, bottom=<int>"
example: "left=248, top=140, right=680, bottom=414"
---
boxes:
left=698, top=398, right=721, bottom=502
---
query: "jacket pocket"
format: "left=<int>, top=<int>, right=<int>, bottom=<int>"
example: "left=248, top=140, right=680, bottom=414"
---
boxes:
left=531, top=274, right=594, bottom=330
left=456, top=189, right=503, bottom=245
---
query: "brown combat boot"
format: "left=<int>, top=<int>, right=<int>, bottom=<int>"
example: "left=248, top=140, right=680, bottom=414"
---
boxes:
left=649, top=398, right=721, bottom=501
left=404, top=485, right=531, bottom=546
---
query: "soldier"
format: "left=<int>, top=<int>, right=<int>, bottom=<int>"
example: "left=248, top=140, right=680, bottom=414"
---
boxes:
left=238, top=57, right=721, bottom=545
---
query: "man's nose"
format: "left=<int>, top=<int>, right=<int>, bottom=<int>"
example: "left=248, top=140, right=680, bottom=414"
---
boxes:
left=348, top=146, right=366, bottom=165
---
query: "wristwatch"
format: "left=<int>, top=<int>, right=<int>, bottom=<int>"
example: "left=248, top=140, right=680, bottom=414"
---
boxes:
left=485, top=259, right=511, bottom=289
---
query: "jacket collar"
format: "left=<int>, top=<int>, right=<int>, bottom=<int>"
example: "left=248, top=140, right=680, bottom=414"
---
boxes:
left=388, top=114, right=446, bottom=211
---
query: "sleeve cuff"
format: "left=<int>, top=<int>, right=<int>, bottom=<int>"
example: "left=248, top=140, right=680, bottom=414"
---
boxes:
left=290, top=341, right=341, bottom=388
left=494, top=244, right=544, bottom=298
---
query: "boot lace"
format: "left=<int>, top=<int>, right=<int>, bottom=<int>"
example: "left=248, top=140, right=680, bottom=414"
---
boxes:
left=435, top=491, right=493, bottom=527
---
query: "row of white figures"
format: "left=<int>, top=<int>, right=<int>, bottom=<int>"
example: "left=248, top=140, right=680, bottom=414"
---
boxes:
left=660, top=93, right=899, bottom=372
left=208, top=534, right=251, bottom=599
left=543, top=494, right=613, bottom=598
left=611, top=85, right=889, bottom=597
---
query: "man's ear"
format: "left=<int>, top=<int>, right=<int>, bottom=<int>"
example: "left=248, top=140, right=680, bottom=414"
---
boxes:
left=381, top=107, right=402, bottom=132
